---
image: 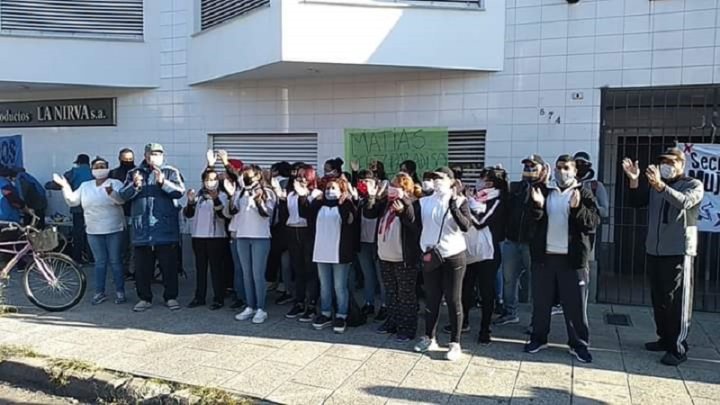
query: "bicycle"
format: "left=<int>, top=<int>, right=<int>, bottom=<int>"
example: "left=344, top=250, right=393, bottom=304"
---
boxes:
left=0, top=219, right=86, bottom=312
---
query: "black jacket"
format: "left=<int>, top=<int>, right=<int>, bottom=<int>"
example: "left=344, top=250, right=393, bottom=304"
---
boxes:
left=506, top=181, right=546, bottom=244
left=532, top=184, right=600, bottom=269
left=375, top=197, right=422, bottom=266
left=469, top=196, right=507, bottom=249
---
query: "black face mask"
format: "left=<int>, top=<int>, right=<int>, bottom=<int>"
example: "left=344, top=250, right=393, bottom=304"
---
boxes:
left=243, top=174, right=256, bottom=187
left=121, top=161, right=135, bottom=168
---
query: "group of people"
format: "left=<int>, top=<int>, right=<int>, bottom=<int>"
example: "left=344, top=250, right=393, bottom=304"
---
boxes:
left=0, top=141, right=699, bottom=367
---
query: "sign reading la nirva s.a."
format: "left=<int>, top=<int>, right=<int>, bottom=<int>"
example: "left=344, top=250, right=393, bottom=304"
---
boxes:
left=0, top=98, right=116, bottom=128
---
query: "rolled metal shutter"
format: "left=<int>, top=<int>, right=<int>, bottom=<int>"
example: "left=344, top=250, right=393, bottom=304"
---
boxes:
left=448, top=130, right=486, bottom=184
left=210, top=133, right=318, bottom=169
left=0, top=0, right=143, bottom=37
left=201, top=0, right=269, bottom=31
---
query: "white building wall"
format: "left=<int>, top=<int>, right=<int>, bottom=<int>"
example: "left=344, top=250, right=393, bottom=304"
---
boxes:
left=1, top=0, right=719, bottom=213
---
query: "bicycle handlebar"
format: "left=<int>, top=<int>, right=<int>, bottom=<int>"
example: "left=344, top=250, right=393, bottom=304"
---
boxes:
left=0, top=214, right=39, bottom=234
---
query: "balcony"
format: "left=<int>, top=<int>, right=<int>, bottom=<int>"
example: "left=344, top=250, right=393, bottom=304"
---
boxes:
left=0, top=0, right=158, bottom=89
left=188, top=0, right=504, bottom=84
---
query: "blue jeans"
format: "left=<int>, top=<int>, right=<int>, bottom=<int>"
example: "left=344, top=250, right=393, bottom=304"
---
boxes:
left=230, top=239, right=246, bottom=301
left=357, top=242, right=385, bottom=307
left=235, top=238, right=271, bottom=310
left=317, top=262, right=351, bottom=318
left=502, top=240, right=531, bottom=317
left=87, top=231, right=125, bottom=295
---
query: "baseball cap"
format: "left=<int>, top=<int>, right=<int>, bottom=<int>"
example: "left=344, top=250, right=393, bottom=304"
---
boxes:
left=573, top=151, right=591, bottom=163
left=74, top=154, right=90, bottom=165
left=433, top=166, right=455, bottom=180
left=659, top=147, right=685, bottom=162
left=144, top=143, right=164, bottom=153
left=556, top=154, right=574, bottom=164
left=522, top=154, right=545, bottom=166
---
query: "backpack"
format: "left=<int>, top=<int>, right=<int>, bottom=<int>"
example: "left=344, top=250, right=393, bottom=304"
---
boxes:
left=346, top=293, right=368, bottom=327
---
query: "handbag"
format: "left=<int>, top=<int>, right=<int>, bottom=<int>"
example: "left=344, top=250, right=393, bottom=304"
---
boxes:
left=423, top=206, right=450, bottom=272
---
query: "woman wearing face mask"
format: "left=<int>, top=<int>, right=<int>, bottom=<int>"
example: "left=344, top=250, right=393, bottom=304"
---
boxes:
left=184, top=169, right=229, bottom=310
left=420, top=172, right=435, bottom=196
left=450, top=167, right=508, bottom=344
left=354, top=169, right=388, bottom=321
left=323, top=157, right=344, bottom=179
left=225, top=165, right=277, bottom=324
left=310, top=178, right=357, bottom=334
left=53, top=157, right=126, bottom=305
left=376, top=173, right=422, bottom=342
left=280, top=165, right=324, bottom=322
left=414, top=167, right=472, bottom=361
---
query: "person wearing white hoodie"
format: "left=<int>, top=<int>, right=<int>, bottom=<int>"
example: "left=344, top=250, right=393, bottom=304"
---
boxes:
left=225, top=165, right=277, bottom=324
left=413, top=167, right=472, bottom=361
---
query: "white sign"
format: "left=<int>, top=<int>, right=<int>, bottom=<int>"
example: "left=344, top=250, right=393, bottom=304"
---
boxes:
left=682, top=143, right=720, bottom=232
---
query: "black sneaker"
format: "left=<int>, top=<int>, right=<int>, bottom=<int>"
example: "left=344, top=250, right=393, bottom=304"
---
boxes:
left=230, top=300, right=245, bottom=310
left=333, top=318, right=347, bottom=334
left=442, top=324, right=471, bottom=334
left=286, top=303, right=304, bottom=319
left=299, top=306, right=316, bottom=323
left=312, top=315, right=332, bottom=330
left=478, top=330, right=492, bottom=345
left=375, top=306, right=388, bottom=322
left=275, top=292, right=294, bottom=306
left=645, top=340, right=667, bottom=352
left=187, top=299, right=205, bottom=309
left=524, top=341, right=548, bottom=354
left=361, top=304, right=375, bottom=316
left=661, top=351, right=687, bottom=366
left=376, top=322, right=397, bottom=335
left=569, top=346, right=593, bottom=363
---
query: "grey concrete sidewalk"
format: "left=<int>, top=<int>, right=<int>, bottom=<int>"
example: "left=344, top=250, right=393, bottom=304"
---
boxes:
left=0, top=267, right=718, bottom=405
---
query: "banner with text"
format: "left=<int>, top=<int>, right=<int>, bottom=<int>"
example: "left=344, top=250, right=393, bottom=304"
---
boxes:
left=682, top=143, right=720, bottom=232
left=344, top=127, right=449, bottom=176
left=0, top=135, right=23, bottom=168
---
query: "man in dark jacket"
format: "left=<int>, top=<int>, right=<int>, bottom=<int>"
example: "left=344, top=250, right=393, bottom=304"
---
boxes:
left=524, top=154, right=600, bottom=363
left=622, top=147, right=704, bottom=366
left=494, top=154, right=548, bottom=325
left=120, top=143, right=185, bottom=312
left=110, top=148, right=136, bottom=278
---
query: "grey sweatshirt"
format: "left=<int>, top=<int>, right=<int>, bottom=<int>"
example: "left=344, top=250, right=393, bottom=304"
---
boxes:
left=629, top=176, right=704, bottom=257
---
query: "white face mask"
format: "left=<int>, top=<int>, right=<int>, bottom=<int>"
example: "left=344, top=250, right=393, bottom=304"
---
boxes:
left=325, top=189, right=341, bottom=200
left=555, top=169, right=576, bottom=188
left=660, top=164, right=677, bottom=180
left=149, top=155, right=164, bottom=167
left=92, top=168, right=109, bottom=179
left=204, top=180, right=219, bottom=191
left=421, top=180, right=434, bottom=192
left=434, top=179, right=452, bottom=195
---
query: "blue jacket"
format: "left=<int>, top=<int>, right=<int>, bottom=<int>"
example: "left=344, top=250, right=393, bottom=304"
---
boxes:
left=119, top=161, right=185, bottom=246
left=0, top=177, right=21, bottom=223
left=63, top=165, right=93, bottom=214
left=15, top=171, right=47, bottom=211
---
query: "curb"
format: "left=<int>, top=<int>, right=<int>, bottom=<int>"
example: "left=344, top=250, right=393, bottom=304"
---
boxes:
left=0, top=355, right=256, bottom=404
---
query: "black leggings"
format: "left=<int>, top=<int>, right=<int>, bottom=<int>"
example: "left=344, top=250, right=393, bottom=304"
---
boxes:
left=191, top=238, right=226, bottom=304
left=462, top=251, right=501, bottom=333
left=423, top=252, right=467, bottom=343
left=288, top=227, right=318, bottom=307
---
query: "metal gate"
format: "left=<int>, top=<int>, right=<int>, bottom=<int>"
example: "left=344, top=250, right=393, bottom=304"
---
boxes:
left=598, top=85, right=720, bottom=312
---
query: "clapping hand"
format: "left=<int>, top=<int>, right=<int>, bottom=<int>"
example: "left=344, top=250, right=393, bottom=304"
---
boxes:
left=570, top=189, right=581, bottom=208
left=223, top=178, right=236, bottom=196
left=105, top=185, right=114, bottom=196
left=154, top=169, right=165, bottom=185
left=350, top=161, right=360, bottom=172
left=133, top=171, right=143, bottom=188
left=645, top=165, right=664, bottom=191
left=187, top=189, right=197, bottom=203
left=52, top=173, right=69, bottom=189
left=622, top=158, right=640, bottom=181
left=293, top=180, right=309, bottom=197
left=217, top=150, right=229, bottom=165
left=392, top=200, right=404, bottom=213
left=531, top=187, right=545, bottom=208
left=206, top=150, right=216, bottom=167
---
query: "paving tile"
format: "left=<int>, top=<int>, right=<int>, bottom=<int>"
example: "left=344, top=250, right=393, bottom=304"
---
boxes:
left=176, top=366, right=238, bottom=387
left=572, top=380, right=631, bottom=404
left=413, top=349, right=471, bottom=377
left=510, top=386, right=571, bottom=405
left=221, top=360, right=301, bottom=398
left=328, top=377, right=398, bottom=405
left=266, top=381, right=333, bottom=405
left=454, top=367, right=516, bottom=398
left=325, top=343, right=378, bottom=362
left=514, top=371, right=571, bottom=392
left=573, top=367, right=628, bottom=387
left=291, top=355, right=362, bottom=390
left=627, top=374, right=686, bottom=398
left=394, top=369, right=459, bottom=404
left=202, top=343, right=278, bottom=372
left=679, top=367, right=720, bottom=399
left=266, top=340, right=332, bottom=367
left=354, top=350, right=420, bottom=383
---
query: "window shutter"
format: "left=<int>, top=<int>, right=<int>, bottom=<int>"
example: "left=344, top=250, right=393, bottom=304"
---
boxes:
left=201, top=0, right=269, bottom=31
left=210, top=133, right=318, bottom=169
left=448, top=130, right=486, bottom=184
left=0, top=0, right=143, bottom=37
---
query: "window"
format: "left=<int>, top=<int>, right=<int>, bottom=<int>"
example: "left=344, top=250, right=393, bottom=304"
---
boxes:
left=200, top=0, right=270, bottom=31
left=209, top=133, right=318, bottom=169
left=448, top=129, right=486, bottom=184
left=0, top=0, right=143, bottom=38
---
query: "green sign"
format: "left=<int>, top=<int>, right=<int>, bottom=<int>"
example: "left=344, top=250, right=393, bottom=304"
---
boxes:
left=344, top=127, right=449, bottom=176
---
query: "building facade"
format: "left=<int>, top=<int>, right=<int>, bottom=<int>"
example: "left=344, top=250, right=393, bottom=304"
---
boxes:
left=1, top=0, right=719, bottom=310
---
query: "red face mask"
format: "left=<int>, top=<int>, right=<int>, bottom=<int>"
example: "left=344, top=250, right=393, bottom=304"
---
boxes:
left=357, top=181, right=369, bottom=197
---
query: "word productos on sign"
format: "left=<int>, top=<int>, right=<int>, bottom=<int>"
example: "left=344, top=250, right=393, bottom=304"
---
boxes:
left=345, top=128, right=449, bottom=175
left=0, top=99, right=116, bottom=128
left=682, top=143, right=720, bottom=232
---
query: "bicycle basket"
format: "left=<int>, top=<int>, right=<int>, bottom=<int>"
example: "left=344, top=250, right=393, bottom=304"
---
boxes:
left=28, top=227, right=59, bottom=252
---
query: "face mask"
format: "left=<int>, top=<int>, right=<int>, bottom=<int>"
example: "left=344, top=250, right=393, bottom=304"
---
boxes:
left=387, top=186, right=404, bottom=201
left=576, top=163, right=590, bottom=178
left=660, top=164, right=677, bottom=180
left=434, top=179, right=452, bottom=195
left=357, top=181, right=369, bottom=197
left=555, top=169, right=576, bottom=188
left=421, top=180, right=434, bottom=192
left=243, top=174, right=257, bottom=188
left=325, top=189, right=341, bottom=200
left=121, top=161, right=134, bottom=168
left=204, top=180, right=219, bottom=191
left=149, top=155, right=164, bottom=167
left=324, top=170, right=337, bottom=178
left=92, top=168, right=109, bottom=179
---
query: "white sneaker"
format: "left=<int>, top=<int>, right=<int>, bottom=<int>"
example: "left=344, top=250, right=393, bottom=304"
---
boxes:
left=252, top=309, right=268, bottom=324
left=235, top=307, right=256, bottom=321
left=133, top=300, right=152, bottom=312
left=446, top=343, right=463, bottom=361
left=413, top=336, right=439, bottom=353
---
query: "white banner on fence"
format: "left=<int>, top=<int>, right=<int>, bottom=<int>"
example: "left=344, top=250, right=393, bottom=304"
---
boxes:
left=681, top=143, right=720, bottom=233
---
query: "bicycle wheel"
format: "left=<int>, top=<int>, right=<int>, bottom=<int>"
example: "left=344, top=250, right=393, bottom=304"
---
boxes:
left=23, top=253, right=86, bottom=312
